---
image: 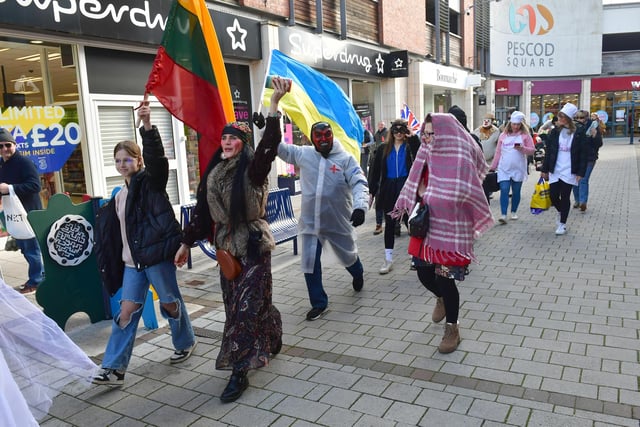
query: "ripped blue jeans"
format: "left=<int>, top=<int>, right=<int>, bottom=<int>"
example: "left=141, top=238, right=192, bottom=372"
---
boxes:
left=101, top=261, right=195, bottom=371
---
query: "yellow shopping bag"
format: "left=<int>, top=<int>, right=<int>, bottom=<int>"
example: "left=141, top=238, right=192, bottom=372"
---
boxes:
left=530, top=177, right=551, bottom=214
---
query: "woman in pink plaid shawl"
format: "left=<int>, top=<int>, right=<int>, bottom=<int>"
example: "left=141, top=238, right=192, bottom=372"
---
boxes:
left=392, top=113, right=493, bottom=353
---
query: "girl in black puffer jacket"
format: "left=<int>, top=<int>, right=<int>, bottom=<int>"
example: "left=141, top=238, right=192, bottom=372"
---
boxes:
left=93, top=103, right=196, bottom=386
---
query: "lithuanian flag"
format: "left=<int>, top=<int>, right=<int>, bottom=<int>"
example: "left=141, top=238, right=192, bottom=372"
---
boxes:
left=146, top=0, right=234, bottom=173
left=262, top=50, right=364, bottom=161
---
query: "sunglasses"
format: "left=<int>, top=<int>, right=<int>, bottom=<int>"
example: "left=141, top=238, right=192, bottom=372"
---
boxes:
left=1, top=143, right=14, bottom=149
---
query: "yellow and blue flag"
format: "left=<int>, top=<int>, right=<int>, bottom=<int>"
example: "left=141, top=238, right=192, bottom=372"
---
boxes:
left=262, top=49, right=364, bottom=160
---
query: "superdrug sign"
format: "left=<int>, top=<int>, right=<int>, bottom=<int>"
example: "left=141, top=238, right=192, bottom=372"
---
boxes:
left=0, top=0, right=173, bottom=45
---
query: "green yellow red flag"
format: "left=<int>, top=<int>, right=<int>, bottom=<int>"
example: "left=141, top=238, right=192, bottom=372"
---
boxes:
left=146, top=0, right=234, bottom=174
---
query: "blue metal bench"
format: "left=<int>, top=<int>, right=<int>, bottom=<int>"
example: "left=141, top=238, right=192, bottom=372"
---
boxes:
left=179, top=187, right=298, bottom=268
left=179, top=203, right=216, bottom=269
left=265, top=188, right=299, bottom=255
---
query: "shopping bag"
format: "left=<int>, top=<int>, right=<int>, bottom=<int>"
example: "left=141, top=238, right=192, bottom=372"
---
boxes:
left=530, top=177, right=551, bottom=215
left=1, top=187, right=36, bottom=239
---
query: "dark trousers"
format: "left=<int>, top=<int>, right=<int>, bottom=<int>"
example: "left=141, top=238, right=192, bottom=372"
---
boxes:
left=415, top=264, right=459, bottom=323
left=304, top=239, right=363, bottom=309
left=375, top=208, right=384, bottom=226
left=549, top=179, right=573, bottom=224
left=383, top=213, right=407, bottom=249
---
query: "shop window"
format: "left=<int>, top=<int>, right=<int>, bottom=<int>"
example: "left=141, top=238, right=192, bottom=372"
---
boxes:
left=449, top=10, right=460, bottom=35
left=1, top=40, right=81, bottom=205
left=62, top=146, right=86, bottom=195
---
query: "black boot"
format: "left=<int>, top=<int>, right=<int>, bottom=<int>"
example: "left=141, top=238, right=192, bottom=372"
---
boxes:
left=220, top=370, right=249, bottom=403
left=271, top=335, right=282, bottom=355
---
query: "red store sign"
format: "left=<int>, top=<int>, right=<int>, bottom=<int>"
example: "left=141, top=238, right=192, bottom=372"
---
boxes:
left=591, top=75, right=640, bottom=92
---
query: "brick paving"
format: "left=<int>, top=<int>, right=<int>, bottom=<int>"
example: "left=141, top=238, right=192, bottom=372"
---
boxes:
left=2, top=137, right=640, bottom=426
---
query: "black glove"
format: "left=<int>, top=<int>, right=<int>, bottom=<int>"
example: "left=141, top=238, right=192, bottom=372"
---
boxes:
left=252, top=112, right=265, bottom=129
left=350, top=209, right=365, bottom=227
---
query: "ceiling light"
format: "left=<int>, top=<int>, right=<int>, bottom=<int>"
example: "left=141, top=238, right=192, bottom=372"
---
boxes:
left=16, top=53, right=40, bottom=61
left=15, top=52, right=61, bottom=61
left=11, top=76, right=43, bottom=83
left=30, top=40, right=44, bottom=44
left=0, top=48, right=9, bottom=53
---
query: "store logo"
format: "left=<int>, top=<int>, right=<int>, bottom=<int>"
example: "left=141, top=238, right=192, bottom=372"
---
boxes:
left=8, top=0, right=166, bottom=27
left=226, top=18, right=247, bottom=52
left=436, top=70, right=458, bottom=84
left=509, top=3, right=554, bottom=36
left=631, top=81, right=640, bottom=89
left=287, top=33, right=375, bottom=74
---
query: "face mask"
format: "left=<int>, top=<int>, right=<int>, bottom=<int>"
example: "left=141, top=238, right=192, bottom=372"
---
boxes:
left=311, top=123, right=334, bottom=157
left=390, top=124, right=409, bottom=136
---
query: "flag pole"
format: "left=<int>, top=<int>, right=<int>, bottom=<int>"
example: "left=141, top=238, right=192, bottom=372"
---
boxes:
left=258, top=50, right=276, bottom=115
left=134, top=92, right=149, bottom=128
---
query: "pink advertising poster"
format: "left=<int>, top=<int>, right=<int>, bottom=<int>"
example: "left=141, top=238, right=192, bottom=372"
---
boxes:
left=284, top=123, right=295, bottom=175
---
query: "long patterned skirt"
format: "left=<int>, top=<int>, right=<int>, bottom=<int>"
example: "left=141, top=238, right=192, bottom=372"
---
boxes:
left=216, top=252, right=282, bottom=372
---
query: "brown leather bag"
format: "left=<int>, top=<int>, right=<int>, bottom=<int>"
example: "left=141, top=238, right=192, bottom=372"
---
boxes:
left=217, top=249, right=242, bottom=281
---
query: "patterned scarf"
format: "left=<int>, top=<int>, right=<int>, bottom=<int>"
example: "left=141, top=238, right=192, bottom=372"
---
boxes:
left=392, top=113, right=494, bottom=260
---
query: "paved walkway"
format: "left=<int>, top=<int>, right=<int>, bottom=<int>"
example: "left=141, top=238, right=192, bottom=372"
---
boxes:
left=2, top=138, right=639, bottom=426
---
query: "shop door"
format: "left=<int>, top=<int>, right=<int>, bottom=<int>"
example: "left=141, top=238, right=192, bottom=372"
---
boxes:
left=92, top=100, right=179, bottom=204
left=611, top=103, right=634, bottom=137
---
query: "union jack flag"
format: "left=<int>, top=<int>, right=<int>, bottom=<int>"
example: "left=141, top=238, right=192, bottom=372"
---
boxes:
left=400, top=103, right=421, bottom=133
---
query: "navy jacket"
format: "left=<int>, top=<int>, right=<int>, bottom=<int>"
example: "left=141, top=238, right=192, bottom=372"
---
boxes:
left=0, top=151, right=42, bottom=212
left=583, top=119, right=603, bottom=162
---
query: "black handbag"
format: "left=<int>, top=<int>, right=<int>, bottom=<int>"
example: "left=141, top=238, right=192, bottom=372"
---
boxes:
left=482, top=171, right=499, bottom=193
left=408, top=203, right=429, bottom=238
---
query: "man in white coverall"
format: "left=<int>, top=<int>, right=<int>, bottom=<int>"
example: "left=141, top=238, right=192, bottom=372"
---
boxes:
left=278, top=122, right=369, bottom=321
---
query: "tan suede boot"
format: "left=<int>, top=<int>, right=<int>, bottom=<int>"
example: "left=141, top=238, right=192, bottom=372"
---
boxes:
left=438, top=323, right=460, bottom=354
left=432, top=297, right=445, bottom=323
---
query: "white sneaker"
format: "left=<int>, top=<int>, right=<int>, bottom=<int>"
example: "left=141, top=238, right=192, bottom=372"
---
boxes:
left=510, top=213, right=518, bottom=220
left=498, top=215, right=507, bottom=225
left=379, top=260, right=393, bottom=274
left=555, top=223, right=567, bottom=235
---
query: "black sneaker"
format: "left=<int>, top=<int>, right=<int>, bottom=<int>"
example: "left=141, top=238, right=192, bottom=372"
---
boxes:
left=306, top=307, right=326, bottom=321
left=352, top=276, right=364, bottom=292
left=92, top=368, right=125, bottom=386
left=170, top=339, right=197, bottom=364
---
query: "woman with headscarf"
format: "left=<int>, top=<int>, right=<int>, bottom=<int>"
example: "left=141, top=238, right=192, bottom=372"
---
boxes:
left=392, top=113, right=493, bottom=353
left=175, top=78, right=289, bottom=403
left=490, top=111, right=535, bottom=224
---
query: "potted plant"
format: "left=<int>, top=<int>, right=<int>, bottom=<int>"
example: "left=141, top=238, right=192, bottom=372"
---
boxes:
left=277, top=173, right=298, bottom=195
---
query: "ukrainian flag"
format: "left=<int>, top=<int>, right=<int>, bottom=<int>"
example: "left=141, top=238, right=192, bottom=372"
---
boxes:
left=262, top=49, right=364, bottom=160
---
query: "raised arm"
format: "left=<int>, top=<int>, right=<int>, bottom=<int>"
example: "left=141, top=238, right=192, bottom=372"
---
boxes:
left=249, top=77, right=290, bottom=186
